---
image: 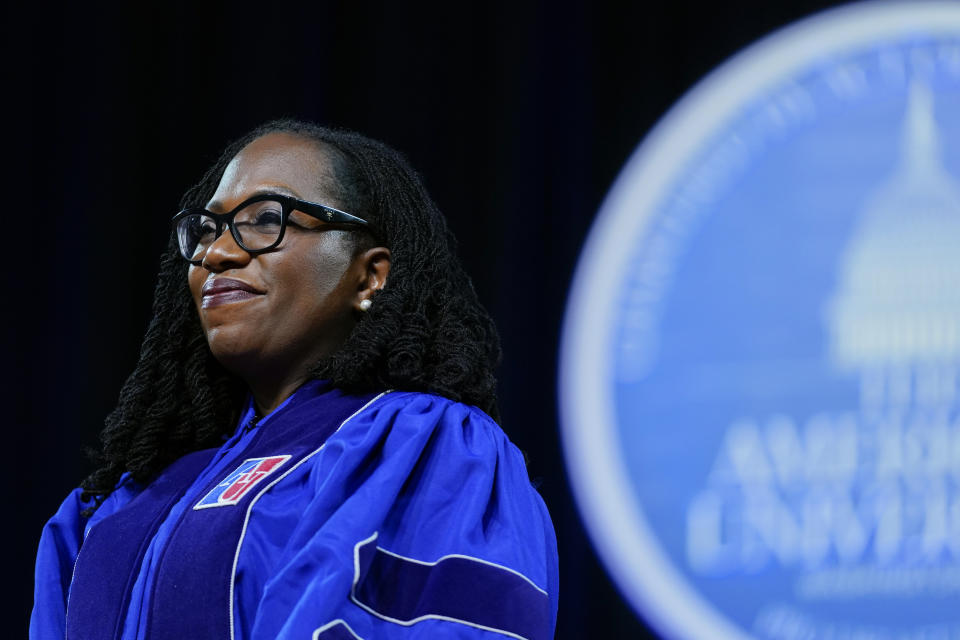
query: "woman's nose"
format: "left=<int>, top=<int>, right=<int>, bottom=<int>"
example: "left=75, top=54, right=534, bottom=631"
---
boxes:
left=201, top=229, right=252, bottom=271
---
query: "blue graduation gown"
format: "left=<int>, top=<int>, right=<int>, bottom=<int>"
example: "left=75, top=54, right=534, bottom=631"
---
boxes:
left=32, top=381, right=558, bottom=639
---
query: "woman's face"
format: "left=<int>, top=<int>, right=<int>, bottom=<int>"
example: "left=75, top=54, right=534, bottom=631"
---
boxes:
left=187, top=132, right=385, bottom=389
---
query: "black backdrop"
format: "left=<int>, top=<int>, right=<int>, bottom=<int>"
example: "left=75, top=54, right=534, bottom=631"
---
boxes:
left=10, top=0, right=843, bottom=636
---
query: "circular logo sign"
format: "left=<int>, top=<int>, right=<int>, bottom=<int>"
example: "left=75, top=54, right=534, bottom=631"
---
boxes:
left=560, top=3, right=960, bottom=639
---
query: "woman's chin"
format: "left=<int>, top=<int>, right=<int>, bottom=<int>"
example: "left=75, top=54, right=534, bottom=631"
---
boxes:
left=204, top=329, right=262, bottom=371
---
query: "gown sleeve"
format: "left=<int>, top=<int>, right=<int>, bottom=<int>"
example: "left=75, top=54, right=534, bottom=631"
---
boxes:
left=30, top=478, right=141, bottom=640
left=31, top=488, right=86, bottom=640
left=244, top=392, right=559, bottom=640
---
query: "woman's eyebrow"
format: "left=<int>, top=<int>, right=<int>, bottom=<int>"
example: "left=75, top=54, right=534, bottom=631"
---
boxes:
left=251, top=185, right=300, bottom=198
left=206, top=186, right=302, bottom=211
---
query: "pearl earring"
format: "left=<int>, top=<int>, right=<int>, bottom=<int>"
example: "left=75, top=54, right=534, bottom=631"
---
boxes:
left=359, top=299, right=372, bottom=311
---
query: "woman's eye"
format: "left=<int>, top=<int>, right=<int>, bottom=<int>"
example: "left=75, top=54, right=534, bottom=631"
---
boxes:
left=196, top=220, right=217, bottom=241
left=253, top=209, right=283, bottom=227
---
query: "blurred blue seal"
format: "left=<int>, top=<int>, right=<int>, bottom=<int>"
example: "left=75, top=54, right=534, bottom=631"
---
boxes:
left=560, top=3, right=960, bottom=639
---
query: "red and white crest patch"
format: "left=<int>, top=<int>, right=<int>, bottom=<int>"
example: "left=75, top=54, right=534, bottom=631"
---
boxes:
left=193, top=455, right=291, bottom=509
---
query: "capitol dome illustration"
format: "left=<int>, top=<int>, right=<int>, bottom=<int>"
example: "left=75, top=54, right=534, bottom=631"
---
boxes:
left=826, top=79, right=960, bottom=375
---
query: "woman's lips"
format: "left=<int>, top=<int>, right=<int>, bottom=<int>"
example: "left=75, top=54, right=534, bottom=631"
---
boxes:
left=201, top=277, right=264, bottom=309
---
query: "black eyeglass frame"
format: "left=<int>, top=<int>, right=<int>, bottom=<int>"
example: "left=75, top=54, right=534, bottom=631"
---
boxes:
left=171, top=193, right=374, bottom=265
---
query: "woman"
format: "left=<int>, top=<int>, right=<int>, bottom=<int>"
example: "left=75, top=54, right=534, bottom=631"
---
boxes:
left=32, top=121, right=558, bottom=640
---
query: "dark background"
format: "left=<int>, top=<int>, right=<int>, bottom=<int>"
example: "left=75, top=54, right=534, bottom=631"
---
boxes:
left=9, top=0, right=842, bottom=636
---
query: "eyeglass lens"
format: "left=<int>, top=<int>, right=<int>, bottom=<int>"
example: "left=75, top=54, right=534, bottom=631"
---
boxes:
left=177, top=199, right=286, bottom=261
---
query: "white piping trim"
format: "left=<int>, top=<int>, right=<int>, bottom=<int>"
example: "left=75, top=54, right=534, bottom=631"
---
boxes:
left=228, top=391, right=391, bottom=640
left=374, top=542, right=548, bottom=596
left=349, top=531, right=545, bottom=640
left=64, top=550, right=83, bottom=640
left=312, top=619, right=365, bottom=640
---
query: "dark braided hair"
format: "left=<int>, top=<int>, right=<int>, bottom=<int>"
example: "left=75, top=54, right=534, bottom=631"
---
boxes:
left=80, top=120, right=502, bottom=511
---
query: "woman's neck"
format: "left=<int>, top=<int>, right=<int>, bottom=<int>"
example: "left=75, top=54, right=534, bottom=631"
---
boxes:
left=247, top=372, right=311, bottom=415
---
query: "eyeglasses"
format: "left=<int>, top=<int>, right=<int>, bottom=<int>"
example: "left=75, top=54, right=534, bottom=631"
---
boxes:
left=172, top=193, right=372, bottom=264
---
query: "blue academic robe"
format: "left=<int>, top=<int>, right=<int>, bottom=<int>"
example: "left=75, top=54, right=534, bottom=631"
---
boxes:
left=32, top=381, right=558, bottom=639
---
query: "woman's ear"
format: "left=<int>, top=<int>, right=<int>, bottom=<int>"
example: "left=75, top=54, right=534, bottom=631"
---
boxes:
left=355, top=246, right=391, bottom=311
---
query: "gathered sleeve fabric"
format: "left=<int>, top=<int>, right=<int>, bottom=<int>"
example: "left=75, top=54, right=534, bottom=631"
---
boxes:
left=32, top=488, right=86, bottom=640
left=238, top=392, right=559, bottom=640
left=31, top=477, right=142, bottom=639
